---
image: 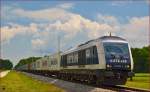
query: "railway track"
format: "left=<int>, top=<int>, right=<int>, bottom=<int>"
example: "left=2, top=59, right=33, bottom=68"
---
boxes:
left=100, top=85, right=150, bottom=92
left=69, top=78, right=150, bottom=92
left=24, top=72, right=150, bottom=92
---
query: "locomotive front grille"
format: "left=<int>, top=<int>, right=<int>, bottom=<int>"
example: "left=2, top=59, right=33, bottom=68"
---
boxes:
left=106, top=63, right=130, bottom=70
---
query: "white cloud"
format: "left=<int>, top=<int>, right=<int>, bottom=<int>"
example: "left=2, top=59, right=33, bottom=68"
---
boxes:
left=1, top=23, right=38, bottom=43
left=1, top=4, right=148, bottom=54
left=12, top=7, right=72, bottom=22
left=56, top=3, right=74, bottom=9
left=111, top=1, right=133, bottom=6
left=1, top=6, right=17, bottom=22
left=31, top=39, right=46, bottom=49
left=30, top=23, right=38, bottom=33
left=2, top=3, right=116, bottom=44
left=97, top=14, right=119, bottom=26
left=121, top=16, right=149, bottom=47
left=1, top=26, right=15, bottom=44
left=97, top=14, right=149, bottom=47
left=36, top=13, right=117, bottom=51
left=146, top=0, right=150, bottom=4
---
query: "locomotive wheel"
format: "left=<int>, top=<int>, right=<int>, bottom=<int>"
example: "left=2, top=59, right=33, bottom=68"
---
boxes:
left=96, top=76, right=104, bottom=86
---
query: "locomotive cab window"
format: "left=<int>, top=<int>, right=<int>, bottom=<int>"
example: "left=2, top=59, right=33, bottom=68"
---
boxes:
left=103, top=42, right=130, bottom=64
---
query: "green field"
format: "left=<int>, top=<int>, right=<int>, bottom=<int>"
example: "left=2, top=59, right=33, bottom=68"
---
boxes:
left=0, top=71, right=65, bottom=92
left=1, top=71, right=150, bottom=91
left=125, top=73, right=150, bottom=90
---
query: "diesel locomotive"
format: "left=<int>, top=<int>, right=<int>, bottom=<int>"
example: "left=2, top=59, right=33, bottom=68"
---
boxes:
left=17, top=35, right=134, bottom=85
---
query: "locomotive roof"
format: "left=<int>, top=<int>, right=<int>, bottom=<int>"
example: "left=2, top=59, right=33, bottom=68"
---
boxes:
left=62, top=36, right=127, bottom=55
left=77, top=36, right=126, bottom=47
left=99, top=36, right=126, bottom=41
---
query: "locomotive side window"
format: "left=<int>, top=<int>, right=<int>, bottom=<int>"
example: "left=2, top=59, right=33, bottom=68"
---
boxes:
left=51, top=58, right=57, bottom=65
left=34, top=63, right=36, bottom=69
left=86, top=46, right=98, bottom=64
left=60, top=56, right=63, bottom=66
left=61, top=55, right=67, bottom=67
left=71, top=53, right=73, bottom=64
left=78, top=50, right=86, bottom=65
left=48, top=58, right=51, bottom=67
left=74, top=52, right=78, bottom=63
left=93, top=46, right=99, bottom=64
left=37, top=61, right=40, bottom=68
left=67, top=53, right=72, bottom=65
left=66, top=52, right=78, bottom=65
left=62, top=46, right=98, bottom=66
left=86, top=49, right=90, bottom=58
left=86, top=48, right=91, bottom=64
left=67, top=55, right=70, bottom=64
left=42, top=60, right=48, bottom=67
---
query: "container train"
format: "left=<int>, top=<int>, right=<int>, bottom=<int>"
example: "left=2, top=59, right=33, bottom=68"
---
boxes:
left=17, top=35, right=134, bottom=85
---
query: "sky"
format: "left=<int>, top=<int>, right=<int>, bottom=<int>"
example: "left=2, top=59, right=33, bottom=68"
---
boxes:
left=0, top=0, right=149, bottom=66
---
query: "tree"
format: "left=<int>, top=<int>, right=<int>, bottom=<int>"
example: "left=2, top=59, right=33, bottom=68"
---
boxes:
left=0, top=59, right=13, bottom=70
left=14, top=57, right=41, bottom=69
left=131, top=46, right=150, bottom=73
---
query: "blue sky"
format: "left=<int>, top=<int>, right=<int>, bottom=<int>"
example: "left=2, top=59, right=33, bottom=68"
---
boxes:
left=1, top=0, right=149, bottom=65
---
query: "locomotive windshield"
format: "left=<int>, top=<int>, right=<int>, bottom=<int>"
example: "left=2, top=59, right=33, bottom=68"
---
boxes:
left=103, top=42, right=129, bottom=56
left=103, top=42, right=131, bottom=65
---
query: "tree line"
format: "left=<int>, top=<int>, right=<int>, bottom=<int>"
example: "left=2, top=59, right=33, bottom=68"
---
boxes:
left=14, top=57, right=41, bottom=69
left=0, top=59, right=13, bottom=70
left=131, top=46, right=150, bottom=73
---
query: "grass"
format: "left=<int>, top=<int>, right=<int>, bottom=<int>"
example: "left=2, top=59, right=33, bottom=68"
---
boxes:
left=0, top=71, right=65, bottom=92
left=1, top=71, right=149, bottom=91
left=125, top=73, right=150, bottom=90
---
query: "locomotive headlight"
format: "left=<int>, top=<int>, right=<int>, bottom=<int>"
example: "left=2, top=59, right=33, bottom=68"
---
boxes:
left=107, top=64, right=112, bottom=68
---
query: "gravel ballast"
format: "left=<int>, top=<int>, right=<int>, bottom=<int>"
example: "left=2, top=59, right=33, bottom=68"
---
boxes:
left=23, top=72, right=116, bottom=92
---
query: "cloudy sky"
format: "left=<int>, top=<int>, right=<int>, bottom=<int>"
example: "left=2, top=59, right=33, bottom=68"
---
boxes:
left=1, top=0, right=149, bottom=65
